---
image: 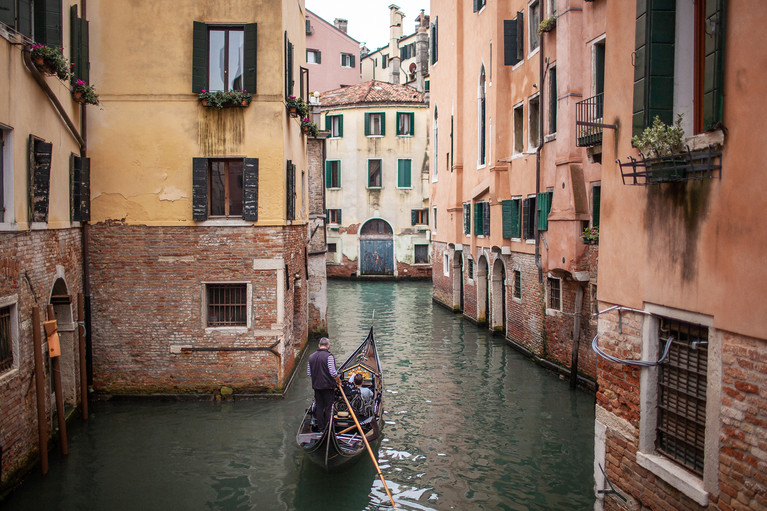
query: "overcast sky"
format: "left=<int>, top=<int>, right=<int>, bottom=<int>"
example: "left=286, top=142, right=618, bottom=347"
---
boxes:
left=305, top=0, right=431, bottom=51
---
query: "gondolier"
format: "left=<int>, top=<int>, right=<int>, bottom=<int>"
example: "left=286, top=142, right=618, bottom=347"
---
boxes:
left=307, top=337, right=342, bottom=431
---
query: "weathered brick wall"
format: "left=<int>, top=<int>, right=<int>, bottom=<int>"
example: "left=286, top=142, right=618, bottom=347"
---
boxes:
left=395, top=261, right=432, bottom=279
left=506, top=253, right=545, bottom=356
left=431, top=242, right=453, bottom=308
left=87, top=223, right=307, bottom=394
left=0, top=229, right=83, bottom=491
left=327, top=253, right=358, bottom=278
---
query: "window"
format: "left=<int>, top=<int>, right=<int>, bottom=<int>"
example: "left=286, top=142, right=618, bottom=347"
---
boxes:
left=513, top=270, right=522, bottom=299
left=192, top=158, right=258, bottom=221
left=433, top=107, right=439, bottom=179
left=0, top=129, right=8, bottom=224
left=69, top=154, right=91, bottom=222
left=368, top=159, right=382, bottom=188
left=306, top=49, right=321, bottom=64
left=463, top=203, right=471, bottom=235
left=326, top=114, right=343, bottom=137
left=29, top=135, right=52, bottom=223
left=468, top=258, right=474, bottom=280
left=414, top=245, right=429, bottom=264
left=340, top=53, right=355, bottom=67
left=325, top=161, right=341, bottom=188
left=411, top=209, right=428, bottom=226
left=326, top=209, right=341, bottom=224
left=549, top=66, right=557, bottom=135
left=529, top=1, right=540, bottom=53
left=286, top=160, right=295, bottom=221
left=548, top=277, right=561, bottom=310
left=193, top=22, right=256, bottom=94
left=400, top=43, right=415, bottom=60
left=503, top=12, right=524, bottom=66
left=478, top=66, right=487, bottom=166
left=592, top=184, right=601, bottom=227
left=633, top=0, right=725, bottom=135
left=70, top=5, right=89, bottom=84
left=206, top=284, right=247, bottom=327
left=473, top=0, right=487, bottom=12
left=305, top=19, right=312, bottom=34
left=537, top=189, right=553, bottom=231
left=430, top=17, right=439, bottom=65
left=397, top=112, right=414, bottom=136
left=502, top=198, right=522, bottom=239
left=513, top=103, right=524, bottom=154
left=474, top=201, right=490, bottom=236
left=433, top=206, right=437, bottom=231
left=397, top=159, right=412, bottom=188
left=327, top=242, right=337, bottom=253
left=443, top=254, right=450, bottom=276
left=0, top=302, right=15, bottom=373
left=365, top=113, right=385, bottom=136
left=382, top=54, right=388, bottom=69
left=523, top=195, right=537, bottom=239
left=529, top=95, right=540, bottom=149
left=657, top=318, right=708, bottom=475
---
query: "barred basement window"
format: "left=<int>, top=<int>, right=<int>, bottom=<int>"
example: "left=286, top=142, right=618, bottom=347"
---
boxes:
left=657, top=318, right=708, bottom=475
left=0, top=305, right=12, bottom=373
left=513, top=270, right=521, bottom=298
left=206, top=284, right=247, bottom=327
left=467, top=259, right=474, bottom=280
left=414, top=244, right=428, bottom=264
left=548, top=277, right=561, bottom=310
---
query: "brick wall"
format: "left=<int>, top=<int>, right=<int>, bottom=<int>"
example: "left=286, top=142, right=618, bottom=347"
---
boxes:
left=87, top=223, right=308, bottom=394
left=506, top=252, right=545, bottom=356
left=0, top=229, right=83, bottom=492
left=431, top=242, right=453, bottom=307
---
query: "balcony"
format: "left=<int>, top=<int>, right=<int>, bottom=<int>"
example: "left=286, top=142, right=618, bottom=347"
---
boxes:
left=617, top=146, right=722, bottom=185
left=576, top=93, right=613, bottom=147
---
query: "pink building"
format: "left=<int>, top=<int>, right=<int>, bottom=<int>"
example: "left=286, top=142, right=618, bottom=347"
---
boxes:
left=305, top=10, right=361, bottom=93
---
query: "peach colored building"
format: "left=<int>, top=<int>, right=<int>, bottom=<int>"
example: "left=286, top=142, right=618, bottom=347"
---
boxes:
left=593, top=1, right=767, bottom=510
left=305, top=10, right=361, bottom=93
left=430, top=0, right=600, bottom=385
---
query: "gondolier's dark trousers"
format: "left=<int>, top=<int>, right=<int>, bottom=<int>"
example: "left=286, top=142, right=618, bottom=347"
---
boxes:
left=314, top=388, right=335, bottom=431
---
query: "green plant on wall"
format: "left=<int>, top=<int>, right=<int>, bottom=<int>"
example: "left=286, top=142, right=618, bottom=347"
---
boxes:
left=631, top=114, right=685, bottom=158
left=538, top=16, right=556, bottom=35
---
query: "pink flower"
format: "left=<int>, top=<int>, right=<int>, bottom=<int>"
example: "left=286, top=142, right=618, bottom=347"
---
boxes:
left=201, top=89, right=206, bottom=93
left=76, top=79, right=85, bottom=86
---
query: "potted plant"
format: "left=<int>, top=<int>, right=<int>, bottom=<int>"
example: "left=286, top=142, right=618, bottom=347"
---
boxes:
left=286, top=96, right=300, bottom=116
left=198, top=89, right=252, bottom=109
left=631, top=114, right=687, bottom=181
left=300, top=117, right=318, bottom=136
left=581, top=226, right=599, bottom=244
left=30, top=43, right=70, bottom=80
left=72, top=79, right=99, bottom=105
left=538, top=16, right=556, bottom=35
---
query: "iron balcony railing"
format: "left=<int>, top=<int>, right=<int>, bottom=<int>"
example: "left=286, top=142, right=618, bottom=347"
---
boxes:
left=617, top=146, right=722, bottom=185
left=576, top=93, right=615, bottom=147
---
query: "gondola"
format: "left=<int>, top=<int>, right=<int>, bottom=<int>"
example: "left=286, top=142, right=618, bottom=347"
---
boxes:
left=296, top=327, right=385, bottom=472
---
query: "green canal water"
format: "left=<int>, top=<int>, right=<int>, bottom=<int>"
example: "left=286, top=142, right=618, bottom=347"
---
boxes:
left=3, top=281, right=596, bottom=510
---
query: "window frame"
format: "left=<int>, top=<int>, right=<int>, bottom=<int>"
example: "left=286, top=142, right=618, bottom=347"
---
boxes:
left=0, top=296, right=19, bottom=379
left=547, top=276, right=561, bottom=312
left=548, top=65, right=557, bottom=137
left=397, top=159, right=412, bottom=188
left=203, top=282, right=251, bottom=330
left=326, top=114, right=343, bottom=138
left=411, top=208, right=429, bottom=226
left=365, top=112, right=385, bottom=137
left=208, top=159, right=244, bottom=218
left=513, top=102, right=524, bottom=155
left=340, top=52, right=355, bottom=68
left=325, top=160, right=341, bottom=189
left=206, top=25, right=245, bottom=92
left=513, top=270, right=522, bottom=300
left=367, top=159, right=382, bottom=188
left=326, top=208, right=342, bottom=224
left=443, top=254, right=450, bottom=276
left=478, top=66, right=487, bottom=167
left=397, top=112, right=415, bottom=136
left=522, top=195, right=537, bottom=240
left=528, top=0, right=541, bottom=56
left=192, top=157, right=258, bottom=222
left=528, top=94, right=541, bottom=151
left=414, top=244, right=429, bottom=264
left=0, top=128, right=11, bottom=227
left=306, top=48, right=321, bottom=64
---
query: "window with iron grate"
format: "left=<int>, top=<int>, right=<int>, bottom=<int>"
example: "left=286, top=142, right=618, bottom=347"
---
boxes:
left=657, top=318, right=708, bottom=475
left=0, top=305, right=12, bottom=373
left=206, top=284, right=247, bottom=327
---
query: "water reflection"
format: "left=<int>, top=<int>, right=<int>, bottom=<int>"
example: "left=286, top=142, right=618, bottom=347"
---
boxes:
left=2, top=281, right=595, bottom=511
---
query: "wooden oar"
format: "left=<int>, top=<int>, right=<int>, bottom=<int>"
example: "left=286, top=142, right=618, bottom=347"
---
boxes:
left=337, top=383, right=396, bottom=509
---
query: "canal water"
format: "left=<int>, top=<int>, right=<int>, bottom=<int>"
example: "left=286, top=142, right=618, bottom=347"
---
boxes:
left=3, top=281, right=596, bottom=510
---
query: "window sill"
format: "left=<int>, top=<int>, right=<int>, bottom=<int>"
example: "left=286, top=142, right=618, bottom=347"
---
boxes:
left=636, top=452, right=708, bottom=506
left=527, top=46, right=540, bottom=59
left=366, top=186, right=382, bottom=190
left=366, top=135, right=384, bottom=138
left=196, top=219, right=253, bottom=227
left=544, top=133, right=556, bottom=143
left=204, top=326, right=249, bottom=334
left=397, top=187, right=413, bottom=190
left=512, top=297, right=522, bottom=304
left=327, top=187, right=342, bottom=191
left=397, top=134, right=413, bottom=138
left=546, top=308, right=562, bottom=317
left=685, top=129, right=724, bottom=151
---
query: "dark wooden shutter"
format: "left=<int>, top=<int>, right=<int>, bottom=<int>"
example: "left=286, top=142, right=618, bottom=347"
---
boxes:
left=242, top=158, right=259, bottom=221
left=325, top=161, right=332, bottom=188
left=350, top=55, right=355, bottom=67
left=325, top=115, right=331, bottom=131
left=243, top=23, right=258, bottom=94
left=483, top=203, right=490, bottom=236
left=473, top=0, right=480, bottom=13
left=633, top=0, right=676, bottom=136
left=408, top=112, right=415, bottom=135
left=464, top=203, right=471, bottom=234
left=286, top=160, right=295, bottom=221
left=411, top=209, right=418, bottom=226
left=337, top=209, right=342, bottom=224
left=69, top=154, right=90, bottom=222
left=474, top=203, right=481, bottom=235
left=430, top=23, right=436, bottom=65
left=34, top=0, right=62, bottom=47
left=516, top=11, right=524, bottom=61
left=702, top=0, right=725, bottom=130
left=502, top=200, right=512, bottom=238
left=398, top=159, right=411, bottom=187
left=80, top=156, right=90, bottom=221
left=192, top=22, right=208, bottom=93
left=425, top=209, right=429, bottom=225
left=504, top=20, right=519, bottom=66
left=0, top=0, right=15, bottom=28
left=17, top=0, right=32, bottom=37
left=29, top=137, right=52, bottom=222
left=592, top=186, right=601, bottom=227
left=192, top=158, right=208, bottom=221
left=338, top=114, right=343, bottom=137
left=510, top=198, right=521, bottom=238
left=70, top=6, right=89, bottom=84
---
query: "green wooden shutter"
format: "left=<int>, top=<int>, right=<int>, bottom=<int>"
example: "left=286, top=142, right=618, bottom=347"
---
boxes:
left=17, top=0, right=32, bottom=37
left=510, top=198, right=521, bottom=238
left=70, top=154, right=81, bottom=222
left=0, top=0, right=14, bottom=28
left=702, top=0, right=725, bottom=130
left=286, top=37, right=294, bottom=97
left=592, top=186, right=601, bottom=227
left=474, top=203, right=482, bottom=235
left=380, top=112, right=386, bottom=136
left=338, top=114, right=343, bottom=137
left=325, top=115, right=331, bottom=131
left=364, top=113, right=370, bottom=136
left=242, top=158, right=259, bottom=221
left=338, top=209, right=342, bottom=224
left=633, top=0, right=676, bottom=136
left=411, top=209, right=418, bottom=226
left=325, top=161, right=332, bottom=188
left=243, top=23, right=258, bottom=94
left=34, top=0, right=61, bottom=46
left=397, top=159, right=411, bottom=187
left=192, top=22, right=208, bottom=93
left=537, top=192, right=553, bottom=231
left=502, top=200, right=512, bottom=238
left=192, top=158, right=208, bottom=221
left=408, top=112, right=415, bottom=135
left=286, top=160, right=295, bottom=221
left=464, top=203, right=471, bottom=234
left=483, top=203, right=490, bottom=236
left=29, top=137, right=52, bottom=222
left=503, top=19, right=519, bottom=66
left=70, top=6, right=89, bottom=84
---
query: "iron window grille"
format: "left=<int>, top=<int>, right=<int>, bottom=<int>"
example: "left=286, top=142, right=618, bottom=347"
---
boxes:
left=513, top=270, right=521, bottom=298
left=0, top=306, right=12, bottom=372
left=618, top=146, right=722, bottom=185
left=206, top=284, right=247, bottom=327
left=548, top=277, right=561, bottom=310
left=467, top=259, right=474, bottom=280
left=657, top=318, right=708, bottom=476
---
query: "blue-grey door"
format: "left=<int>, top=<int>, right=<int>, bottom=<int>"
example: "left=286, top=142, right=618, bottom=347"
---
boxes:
left=360, top=239, right=394, bottom=275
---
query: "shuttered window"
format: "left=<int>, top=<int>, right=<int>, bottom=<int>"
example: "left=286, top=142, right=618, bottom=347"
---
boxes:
left=463, top=203, right=471, bottom=235
left=192, top=22, right=257, bottom=94
left=430, top=17, right=438, bottom=65
left=286, top=160, right=295, bottom=221
left=592, top=185, right=601, bottom=227
left=70, top=154, right=90, bottom=222
left=34, top=0, right=62, bottom=46
left=365, top=113, right=385, bottom=136
left=0, top=0, right=32, bottom=37
left=397, top=112, right=414, bottom=136
left=502, top=198, right=522, bottom=239
left=325, top=161, right=340, bottom=188
left=398, top=159, right=412, bottom=188
left=474, top=201, right=490, bottom=236
left=69, top=5, right=89, bottom=84
left=192, top=158, right=258, bottom=221
left=523, top=196, right=536, bottom=239
left=29, top=136, right=52, bottom=223
left=285, top=32, right=294, bottom=98
left=326, top=114, right=343, bottom=137
left=411, top=209, right=428, bottom=226
left=537, top=190, right=553, bottom=231
left=701, top=0, right=725, bottom=131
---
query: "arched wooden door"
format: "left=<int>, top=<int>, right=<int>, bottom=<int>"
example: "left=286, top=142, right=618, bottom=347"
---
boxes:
left=359, top=219, right=394, bottom=275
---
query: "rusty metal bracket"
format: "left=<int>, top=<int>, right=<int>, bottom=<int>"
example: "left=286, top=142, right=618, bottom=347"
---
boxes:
left=181, top=339, right=281, bottom=358
left=597, top=463, right=627, bottom=502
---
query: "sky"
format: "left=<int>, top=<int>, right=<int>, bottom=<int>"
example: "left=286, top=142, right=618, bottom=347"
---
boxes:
left=305, top=0, right=431, bottom=51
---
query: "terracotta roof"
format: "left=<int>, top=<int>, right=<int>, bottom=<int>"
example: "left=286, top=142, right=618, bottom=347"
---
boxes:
left=320, top=80, right=426, bottom=107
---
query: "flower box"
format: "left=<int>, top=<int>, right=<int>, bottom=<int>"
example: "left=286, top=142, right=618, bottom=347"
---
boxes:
left=198, top=89, right=252, bottom=109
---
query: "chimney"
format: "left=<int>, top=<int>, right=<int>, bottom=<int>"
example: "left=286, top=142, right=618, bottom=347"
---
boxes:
left=415, top=9, right=429, bottom=92
left=334, top=18, right=348, bottom=33
left=389, top=4, right=404, bottom=84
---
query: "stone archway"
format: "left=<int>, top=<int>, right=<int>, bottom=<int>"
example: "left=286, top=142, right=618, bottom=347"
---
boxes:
left=49, top=278, right=77, bottom=407
left=476, top=255, right=489, bottom=326
left=491, top=258, right=507, bottom=333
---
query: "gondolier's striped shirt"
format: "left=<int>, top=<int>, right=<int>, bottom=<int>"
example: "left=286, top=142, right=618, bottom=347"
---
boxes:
left=307, top=354, right=338, bottom=378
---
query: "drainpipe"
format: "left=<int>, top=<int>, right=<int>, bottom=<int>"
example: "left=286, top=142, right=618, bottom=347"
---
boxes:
left=535, top=31, right=545, bottom=284
left=80, top=0, right=92, bottom=390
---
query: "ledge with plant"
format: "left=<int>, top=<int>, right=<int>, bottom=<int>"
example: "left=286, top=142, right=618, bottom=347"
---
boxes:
left=582, top=226, right=599, bottom=244
left=30, top=43, right=71, bottom=80
left=538, top=16, right=556, bottom=35
left=71, top=79, right=99, bottom=105
left=198, top=89, right=252, bottom=109
left=286, top=96, right=309, bottom=118
left=300, top=117, right=318, bottom=137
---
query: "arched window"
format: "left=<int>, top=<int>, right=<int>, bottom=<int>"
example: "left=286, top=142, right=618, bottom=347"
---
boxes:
left=478, top=66, right=487, bottom=166
left=360, top=219, right=393, bottom=236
